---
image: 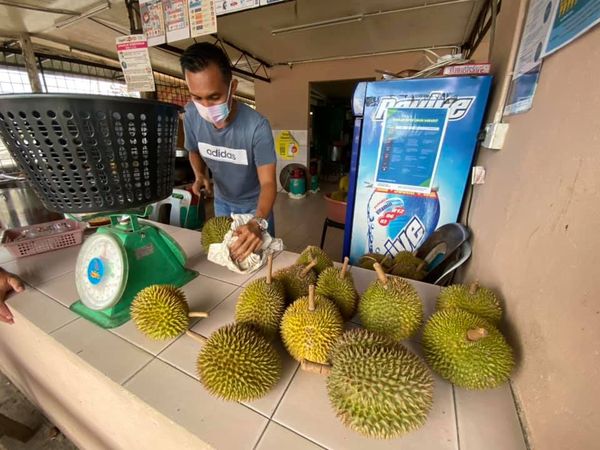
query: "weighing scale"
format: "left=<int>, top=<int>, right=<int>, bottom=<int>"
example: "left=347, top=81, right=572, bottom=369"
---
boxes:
left=0, top=94, right=198, bottom=328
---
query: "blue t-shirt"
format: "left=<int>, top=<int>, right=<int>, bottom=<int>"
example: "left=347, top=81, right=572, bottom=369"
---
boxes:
left=184, top=102, right=276, bottom=204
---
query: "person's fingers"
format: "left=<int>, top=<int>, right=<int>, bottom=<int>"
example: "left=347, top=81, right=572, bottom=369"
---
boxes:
left=229, top=232, right=245, bottom=253
left=240, top=238, right=261, bottom=261
left=0, top=302, right=14, bottom=324
left=8, top=276, right=24, bottom=293
left=233, top=235, right=254, bottom=261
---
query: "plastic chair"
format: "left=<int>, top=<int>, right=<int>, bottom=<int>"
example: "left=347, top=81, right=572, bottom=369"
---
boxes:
left=415, top=223, right=471, bottom=285
left=148, top=189, right=192, bottom=228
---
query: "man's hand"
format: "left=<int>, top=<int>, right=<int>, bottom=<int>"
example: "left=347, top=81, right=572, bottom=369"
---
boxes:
left=192, top=177, right=212, bottom=199
left=0, top=269, right=24, bottom=325
left=229, top=221, right=263, bottom=262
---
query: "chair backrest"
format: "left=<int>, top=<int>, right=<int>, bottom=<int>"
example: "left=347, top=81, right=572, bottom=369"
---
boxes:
left=148, top=189, right=192, bottom=227
left=415, top=223, right=471, bottom=285
left=431, top=240, right=472, bottom=286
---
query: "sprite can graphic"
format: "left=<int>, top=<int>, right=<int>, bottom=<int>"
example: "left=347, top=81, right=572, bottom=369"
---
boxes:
left=367, top=189, right=440, bottom=256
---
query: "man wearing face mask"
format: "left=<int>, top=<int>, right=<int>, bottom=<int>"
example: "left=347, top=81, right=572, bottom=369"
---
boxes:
left=181, top=43, right=277, bottom=262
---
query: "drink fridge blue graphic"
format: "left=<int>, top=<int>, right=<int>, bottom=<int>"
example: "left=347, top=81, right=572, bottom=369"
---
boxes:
left=343, top=76, right=492, bottom=263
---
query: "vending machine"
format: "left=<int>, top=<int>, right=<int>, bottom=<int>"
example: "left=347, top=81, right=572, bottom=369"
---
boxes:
left=343, top=76, right=492, bottom=263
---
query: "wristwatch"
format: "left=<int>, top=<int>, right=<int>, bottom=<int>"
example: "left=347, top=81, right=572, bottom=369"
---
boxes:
left=251, top=216, right=269, bottom=232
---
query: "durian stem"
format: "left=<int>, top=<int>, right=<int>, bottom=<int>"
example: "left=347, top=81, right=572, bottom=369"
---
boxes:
left=417, top=261, right=427, bottom=272
left=301, top=359, right=332, bottom=376
left=467, top=327, right=488, bottom=341
left=188, top=312, right=209, bottom=318
left=469, top=281, right=480, bottom=295
left=266, top=253, right=273, bottom=285
left=308, top=285, right=316, bottom=312
left=300, top=259, right=318, bottom=278
left=373, top=263, right=388, bottom=285
left=340, top=257, right=350, bottom=279
left=186, top=330, right=208, bottom=344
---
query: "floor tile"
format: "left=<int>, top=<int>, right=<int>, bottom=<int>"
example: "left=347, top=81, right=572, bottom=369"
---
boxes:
left=35, top=271, right=78, bottom=308
left=272, top=344, right=457, bottom=450
left=5, top=287, right=78, bottom=333
left=256, top=422, right=325, bottom=450
left=0, top=247, right=16, bottom=265
left=454, top=383, right=526, bottom=450
left=51, top=319, right=153, bottom=385
left=2, top=245, right=81, bottom=287
left=124, top=358, right=268, bottom=450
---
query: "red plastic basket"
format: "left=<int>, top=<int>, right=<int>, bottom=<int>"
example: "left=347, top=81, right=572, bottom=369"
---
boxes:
left=1, top=219, right=85, bottom=258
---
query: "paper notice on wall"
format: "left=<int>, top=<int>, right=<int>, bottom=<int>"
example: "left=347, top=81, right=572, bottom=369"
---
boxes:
left=140, top=0, right=166, bottom=46
left=116, top=35, right=155, bottom=92
left=504, top=64, right=542, bottom=116
left=544, top=0, right=600, bottom=56
left=189, top=0, right=217, bottom=37
left=259, top=0, right=285, bottom=4
left=216, top=0, right=259, bottom=16
left=163, top=0, right=190, bottom=42
left=513, top=0, right=557, bottom=79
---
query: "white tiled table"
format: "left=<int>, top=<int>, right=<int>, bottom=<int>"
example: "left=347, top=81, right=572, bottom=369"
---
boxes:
left=0, top=224, right=527, bottom=449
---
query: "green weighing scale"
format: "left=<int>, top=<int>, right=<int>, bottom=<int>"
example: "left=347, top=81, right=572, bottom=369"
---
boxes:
left=0, top=94, right=198, bottom=328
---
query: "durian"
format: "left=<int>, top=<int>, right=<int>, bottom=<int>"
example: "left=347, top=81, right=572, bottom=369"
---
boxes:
left=296, top=245, right=333, bottom=274
left=358, top=253, right=392, bottom=272
left=422, top=309, right=514, bottom=389
left=358, top=263, right=423, bottom=341
left=315, top=257, right=358, bottom=320
left=389, top=251, right=427, bottom=281
left=280, top=285, right=343, bottom=364
left=195, top=323, right=282, bottom=401
left=201, top=216, right=233, bottom=253
left=235, top=254, right=286, bottom=339
left=131, top=285, right=208, bottom=340
left=302, top=329, right=434, bottom=439
left=274, top=260, right=317, bottom=303
left=436, top=282, right=503, bottom=324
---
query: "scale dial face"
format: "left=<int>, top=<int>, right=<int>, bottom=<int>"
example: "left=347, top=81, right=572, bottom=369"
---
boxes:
left=75, top=233, right=128, bottom=311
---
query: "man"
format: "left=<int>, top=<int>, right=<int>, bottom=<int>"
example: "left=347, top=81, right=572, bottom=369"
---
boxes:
left=0, top=268, right=24, bottom=324
left=181, top=43, right=277, bottom=262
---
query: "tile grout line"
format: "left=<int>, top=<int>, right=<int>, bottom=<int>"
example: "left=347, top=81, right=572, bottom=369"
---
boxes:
left=268, top=363, right=300, bottom=420
left=509, top=380, right=532, bottom=450
left=48, top=316, right=81, bottom=334
left=121, top=357, right=157, bottom=386
left=452, top=385, right=461, bottom=450
left=251, top=420, right=270, bottom=450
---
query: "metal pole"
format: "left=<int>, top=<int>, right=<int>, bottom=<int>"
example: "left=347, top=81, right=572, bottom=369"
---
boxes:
left=18, top=34, right=43, bottom=93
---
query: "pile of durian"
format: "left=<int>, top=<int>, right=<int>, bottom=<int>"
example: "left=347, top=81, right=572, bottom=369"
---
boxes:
left=129, top=244, right=515, bottom=440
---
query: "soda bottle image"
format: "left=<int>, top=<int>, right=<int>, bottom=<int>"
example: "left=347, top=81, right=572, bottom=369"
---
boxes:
left=367, top=188, right=440, bottom=256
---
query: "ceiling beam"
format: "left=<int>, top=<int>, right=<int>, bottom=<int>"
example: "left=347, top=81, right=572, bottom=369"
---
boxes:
left=0, top=1, right=80, bottom=16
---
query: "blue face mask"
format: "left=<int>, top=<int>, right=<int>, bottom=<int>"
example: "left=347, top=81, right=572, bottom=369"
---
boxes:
left=193, top=81, right=232, bottom=127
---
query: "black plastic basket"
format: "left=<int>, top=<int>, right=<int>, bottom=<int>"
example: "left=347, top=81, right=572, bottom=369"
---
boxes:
left=0, top=94, right=182, bottom=213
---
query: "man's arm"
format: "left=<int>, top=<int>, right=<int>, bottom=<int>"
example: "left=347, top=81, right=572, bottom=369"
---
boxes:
left=254, top=163, right=277, bottom=220
left=229, top=163, right=277, bottom=262
left=189, top=151, right=212, bottom=197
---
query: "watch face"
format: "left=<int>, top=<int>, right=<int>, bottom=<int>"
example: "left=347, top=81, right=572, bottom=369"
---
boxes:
left=75, top=233, right=128, bottom=311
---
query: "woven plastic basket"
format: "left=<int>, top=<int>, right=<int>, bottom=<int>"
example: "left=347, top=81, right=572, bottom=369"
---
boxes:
left=2, top=219, right=85, bottom=258
left=0, top=94, right=182, bottom=214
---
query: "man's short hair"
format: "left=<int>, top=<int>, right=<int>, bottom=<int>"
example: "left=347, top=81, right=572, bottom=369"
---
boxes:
left=180, top=42, right=232, bottom=84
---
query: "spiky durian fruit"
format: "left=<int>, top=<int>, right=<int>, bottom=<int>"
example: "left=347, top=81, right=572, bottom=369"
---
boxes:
left=389, top=251, right=427, bottom=281
left=357, top=253, right=393, bottom=272
left=280, top=285, right=343, bottom=364
left=358, top=263, right=423, bottom=341
left=196, top=323, right=282, bottom=401
left=315, top=257, right=358, bottom=320
left=326, top=329, right=434, bottom=439
left=131, top=285, right=190, bottom=340
left=274, top=260, right=317, bottom=303
left=235, top=254, right=285, bottom=339
left=422, top=309, right=514, bottom=389
left=296, top=245, right=333, bottom=274
left=201, top=216, right=233, bottom=253
left=436, top=282, right=503, bottom=324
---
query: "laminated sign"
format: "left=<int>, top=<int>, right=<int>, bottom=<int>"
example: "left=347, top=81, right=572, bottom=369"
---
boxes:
left=116, top=35, right=155, bottom=92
